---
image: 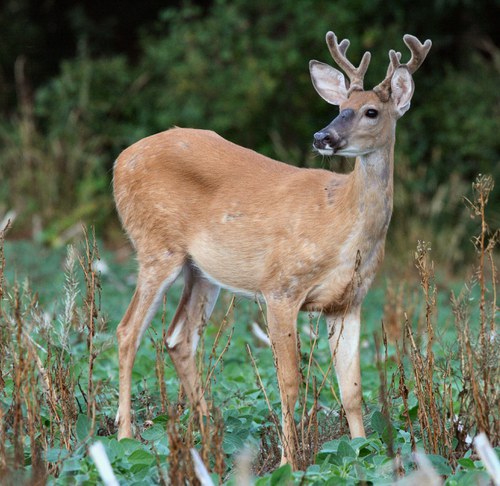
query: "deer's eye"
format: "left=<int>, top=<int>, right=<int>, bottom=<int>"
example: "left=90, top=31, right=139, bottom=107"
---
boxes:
left=365, top=109, right=379, bottom=118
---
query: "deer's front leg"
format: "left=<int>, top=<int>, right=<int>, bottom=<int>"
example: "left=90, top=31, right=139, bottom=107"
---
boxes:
left=265, top=296, right=301, bottom=470
left=327, top=307, right=365, bottom=438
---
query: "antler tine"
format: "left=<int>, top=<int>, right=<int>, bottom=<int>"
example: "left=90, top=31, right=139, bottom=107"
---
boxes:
left=325, top=31, right=371, bottom=93
left=337, top=38, right=350, bottom=56
left=372, top=50, right=401, bottom=101
left=403, top=35, right=432, bottom=74
left=387, top=50, right=402, bottom=76
left=374, top=35, right=432, bottom=101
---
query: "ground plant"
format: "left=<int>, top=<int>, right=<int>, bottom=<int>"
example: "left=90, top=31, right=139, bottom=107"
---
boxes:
left=0, top=175, right=498, bottom=484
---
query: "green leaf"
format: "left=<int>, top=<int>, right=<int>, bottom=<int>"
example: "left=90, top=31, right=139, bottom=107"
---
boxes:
left=350, top=437, right=371, bottom=455
left=308, top=463, right=322, bottom=473
left=270, top=464, right=292, bottom=485
left=128, top=449, right=155, bottom=465
left=319, top=455, right=333, bottom=471
left=452, top=470, right=490, bottom=485
left=320, top=439, right=339, bottom=454
left=141, top=424, right=166, bottom=441
left=103, top=438, right=121, bottom=463
left=60, top=457, right=83, bottom=473
left=254, top=476, right=271, bottom=486
left=372, top=454, right=391, bottom=467
left=371, top=411, right=387, bottom=436
left=76, top=414, right=92, bottom=442
left=371, top=411, right=393, bottom=445
left=130, top=462, right=151, bottom=475
left=426, top=454, right=452, bottom=475
left=457, top=457, right=476, bottom=469
left=153, top=414, right=169, bottom=424
left=45, top=447, right=65, bottom=463
left=337, top=440, right=356, bottom=459
left=223, top=432, right=245, bottom=454
left=71, top=474, right=90, bottom=482
left=118, top=438, right=143, bottom=454
left=154, top=436, right=170, bottom=455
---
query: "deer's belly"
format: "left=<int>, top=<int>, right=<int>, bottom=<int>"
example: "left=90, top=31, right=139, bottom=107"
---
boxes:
left=189, top=233, right=265, bottom=294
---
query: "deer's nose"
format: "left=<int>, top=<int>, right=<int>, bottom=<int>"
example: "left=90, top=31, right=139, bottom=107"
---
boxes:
left=313, top=131, right=332, bottom=146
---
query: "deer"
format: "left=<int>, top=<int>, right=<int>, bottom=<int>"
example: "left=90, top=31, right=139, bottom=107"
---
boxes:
left=113, top=31, right=431, bottom=469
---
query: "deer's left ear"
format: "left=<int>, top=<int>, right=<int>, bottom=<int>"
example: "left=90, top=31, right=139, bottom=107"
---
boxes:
left=391, top=67, right=414, bottom=117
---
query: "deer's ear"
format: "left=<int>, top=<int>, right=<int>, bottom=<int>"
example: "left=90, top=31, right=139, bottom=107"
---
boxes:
left=391, top=67, right=414, bottom=117
left=309, top=60, right=348, bottom=106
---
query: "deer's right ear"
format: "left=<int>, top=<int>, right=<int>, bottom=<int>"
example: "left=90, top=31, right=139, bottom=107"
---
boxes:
left=309, top=60, right=348, bottom=106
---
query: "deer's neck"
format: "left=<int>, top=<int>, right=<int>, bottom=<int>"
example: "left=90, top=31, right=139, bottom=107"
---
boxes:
left=351, top=140, right=394, bottom=239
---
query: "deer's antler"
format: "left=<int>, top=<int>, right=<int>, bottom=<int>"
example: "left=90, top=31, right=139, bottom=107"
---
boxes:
left=374, top=35, right=432, bottom=101
left=326, top=31, right=371, bottom=94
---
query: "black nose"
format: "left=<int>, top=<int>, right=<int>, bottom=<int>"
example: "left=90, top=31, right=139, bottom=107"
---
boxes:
left=313, top=131, right=331, bottom=146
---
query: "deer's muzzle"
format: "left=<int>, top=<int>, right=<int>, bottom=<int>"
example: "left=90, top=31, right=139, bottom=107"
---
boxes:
left=313, top=108, right=354, bottom=155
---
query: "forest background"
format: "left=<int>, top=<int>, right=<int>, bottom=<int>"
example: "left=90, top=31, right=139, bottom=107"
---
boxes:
left=0, top=0, right=499, bottom=267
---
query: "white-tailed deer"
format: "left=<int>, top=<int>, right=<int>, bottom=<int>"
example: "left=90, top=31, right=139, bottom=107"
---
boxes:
left=113, top=31, right=431, bottom=469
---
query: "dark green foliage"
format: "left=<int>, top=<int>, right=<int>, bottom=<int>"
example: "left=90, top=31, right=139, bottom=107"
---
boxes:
left=0, top=0, right=498, bottom=259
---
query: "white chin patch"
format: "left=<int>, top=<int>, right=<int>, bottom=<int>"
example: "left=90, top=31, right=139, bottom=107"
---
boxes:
left=317, top=148, right=334, bottom=156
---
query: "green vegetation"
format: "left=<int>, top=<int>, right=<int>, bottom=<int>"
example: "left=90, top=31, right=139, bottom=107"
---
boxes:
left=0, top=176, right=498, bottom=484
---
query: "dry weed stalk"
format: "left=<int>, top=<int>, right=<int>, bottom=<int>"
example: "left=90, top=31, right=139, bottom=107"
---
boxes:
left=0, top=278, right=55, bottom=477
left=452, top=174, right=499, bottom=446
left=0, top=220, right=9, bottom=308
left=401, top=174, right=498, bottom=469
left=374, top=324, right=395, bottom=458
left=78, top=226, right=101, bottom=420
left=152, top=296, right=169, bottom=414
left=166, top=402, right=226, bottom=485
left=164, top=296, right=233, bottom=484
left=0, top=407, right=6, bottom=472
left=167, top=404, right=196, bottom=485
left=247, top=343, right=283, bottom=472
left=297, top=311, right=337, bottom=470
left=383, top=279, right=418, bottom=344
left=203, top=295, right=235, bottom=395
left=0, top=226, right=107, bottom=479
left=406, top=241, right=453, bottom=457
left=395, top=329, right=416, bottom=451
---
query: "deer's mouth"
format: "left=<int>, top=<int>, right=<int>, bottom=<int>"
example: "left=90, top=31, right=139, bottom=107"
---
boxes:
left=313, top=137, right=347, bottom=156
left=316, top=147, right=335, bottom=156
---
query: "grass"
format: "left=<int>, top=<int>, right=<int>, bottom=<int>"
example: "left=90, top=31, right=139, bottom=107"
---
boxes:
left=0, top=176, right=498, bottom=485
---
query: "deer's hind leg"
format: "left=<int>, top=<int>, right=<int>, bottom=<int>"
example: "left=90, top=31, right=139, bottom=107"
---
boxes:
left=116, top=252, right=184, bottom=439
left=166, top=264, right=220, bottom=414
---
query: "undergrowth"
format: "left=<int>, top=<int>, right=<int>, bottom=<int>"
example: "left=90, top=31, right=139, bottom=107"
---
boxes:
left=0, top=175, right=498, bottom=484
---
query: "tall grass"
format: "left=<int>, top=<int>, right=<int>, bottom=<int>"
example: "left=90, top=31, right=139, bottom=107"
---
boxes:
left=386, top=174, right=498, bottom=468
left=0, top=226, right=101, bottom=481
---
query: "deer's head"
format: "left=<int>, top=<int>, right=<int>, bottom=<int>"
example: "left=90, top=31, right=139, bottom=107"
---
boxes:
left=310, top=32, right=431, bottom=156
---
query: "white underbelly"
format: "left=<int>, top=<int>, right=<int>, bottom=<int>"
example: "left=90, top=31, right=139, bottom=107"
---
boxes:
left=193, top=263, right=268, bottom=306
